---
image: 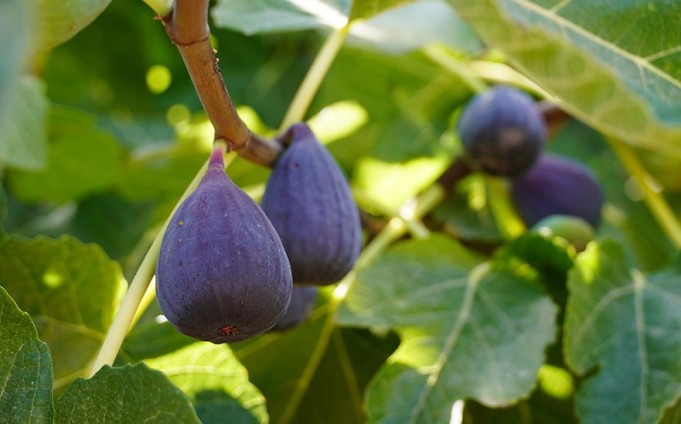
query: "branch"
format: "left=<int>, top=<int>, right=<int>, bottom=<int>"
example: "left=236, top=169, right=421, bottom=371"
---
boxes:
left=161, top=0, right=281, bottom=166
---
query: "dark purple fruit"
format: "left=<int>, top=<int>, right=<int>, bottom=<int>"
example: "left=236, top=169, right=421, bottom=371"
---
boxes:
left=270, top=285, right=318, bottom=332
left=261, top=123, right=362, bottom=285
left=511, top=155, right=604, bottom=228
left=155, top=144, right=293, bottom=343
left=458, top=85, right=546, bottom=176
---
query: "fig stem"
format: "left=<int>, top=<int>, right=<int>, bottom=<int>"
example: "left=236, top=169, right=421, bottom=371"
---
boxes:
left=279, top=26, right=349, bottom=131
left=87, top=159, right=210, bottom=377
left=159, top=0, right=283, bottom=166
left=609, top=139, right=681, bottom=249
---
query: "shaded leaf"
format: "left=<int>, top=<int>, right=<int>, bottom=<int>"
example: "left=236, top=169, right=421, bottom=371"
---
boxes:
left=54, top=363, right=199, bottom=423
left=0, top=76, right=48, bottom=170
left=0, top=236, right=127, bottom=390
left=0, top=286, right=54, bottom=423
left=446, top=0, right=681, bottom=151
left=565, top=241, right=681, bottom=424
left=338, top=235, right=557, bottom=422
left=145, top=342, right=268, bottom=424
left=35, top=0, right=112, bottom=51
left=8, top=106, right=122, bottom=203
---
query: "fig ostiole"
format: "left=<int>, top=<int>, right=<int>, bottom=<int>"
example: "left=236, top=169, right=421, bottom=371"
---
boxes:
left=155, top=142, right=293, bottom=343
left=270, top=285, right=318, bottom=332
left=261, top=123, right=362, bottom=286
left=458, top=85, right=546, bottom=177
left=511, top=154, right=604, bottom=229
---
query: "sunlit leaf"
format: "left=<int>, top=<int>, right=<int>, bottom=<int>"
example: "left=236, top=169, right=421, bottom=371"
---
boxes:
left=446, top=0, right=681, bottom=151
left=0, top=236, right=127, bottom=391
left=565, top=241, right=681, bottom=424
left=35, top=0, right=112, bottom=51
left=54, top=363, right=199, bottom=423
left=0, top=287, right=53, bottom=423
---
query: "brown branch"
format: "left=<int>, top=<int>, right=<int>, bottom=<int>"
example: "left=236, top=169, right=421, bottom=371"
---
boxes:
left=161, top=0, right=282, bottom=166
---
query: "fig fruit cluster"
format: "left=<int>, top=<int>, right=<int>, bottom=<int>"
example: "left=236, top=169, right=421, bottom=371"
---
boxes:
left=155, top=123, right=362, bottom=342
left=458, top=85, right=547, bottom=177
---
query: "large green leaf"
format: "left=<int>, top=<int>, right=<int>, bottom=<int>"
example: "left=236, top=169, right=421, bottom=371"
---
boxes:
left=0, top=236, right=127, bottom=391
left=338, top=235, right=558, bottom=423
left=8, top=106, right=122, bottom=203
left=145, top=342, right=268, bottom=424
left=0, top=287, right=53, bottom=423
left=446, top=0, right=681, bottom=151
left=54, top=363, right=199, bottom=423
left=0, top=76, right=48, bottom=170
left=565, top=240, right=681, bottom=424
left=35, top=0, right=112, bottom=51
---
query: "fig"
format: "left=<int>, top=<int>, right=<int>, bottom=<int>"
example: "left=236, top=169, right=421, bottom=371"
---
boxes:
left=511, top=154, right=604, bottom=228
left=270, top=285, right=318, bottom=332
left=530, top=215, right=595, bottom=252
left=261, top=123, right=362, bottom=285
left=155, top=144, right=293, bottom=343
left=458, top=85, right=546, bottom=176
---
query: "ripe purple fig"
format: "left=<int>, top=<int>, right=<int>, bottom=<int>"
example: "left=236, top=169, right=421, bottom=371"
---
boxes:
left=155, top=144, right=293, bottom=343
left=458, top=85, right=546, bottom=176
left=270, top=285, right=318, bottom=332
left=511, top=154, right=604, bottom=228
left=261, top=123, right=362, bottom=285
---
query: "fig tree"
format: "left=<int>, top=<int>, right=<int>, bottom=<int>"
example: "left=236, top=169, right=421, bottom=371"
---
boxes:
left=458, top=85, right=546, bottom=176
left=155, top=143, right=293, bottom=343
left=270, top=285, right=318, bottom=332
left=261, top=123, right=362, bottom=285
left=511, top=154, right=604, bottom=228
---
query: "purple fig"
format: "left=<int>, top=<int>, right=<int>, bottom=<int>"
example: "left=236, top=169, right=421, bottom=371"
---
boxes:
left=511, top=154, right=604, bottom=228
left=261, top=123, right=362, bottom=285
left=155, top=144, right=293, bottom=343
left=270, top=285, right=318, bottom=332
left=458, top=85, right=546, bottom=176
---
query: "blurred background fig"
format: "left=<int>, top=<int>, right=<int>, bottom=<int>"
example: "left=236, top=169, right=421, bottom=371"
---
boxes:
left=270, top=285, right=318, bottom=332
left=530, top=214, right=596, bottom=252
left=155, top=143, right=293, bottom=343
left=261, top=123, right=362, bottom=285
left=458, top=85, right=547, bottom=176
left=511, top=154, right=604, bottom=228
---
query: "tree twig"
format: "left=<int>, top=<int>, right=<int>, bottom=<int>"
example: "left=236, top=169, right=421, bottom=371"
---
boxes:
left=161, top=0, right=282, bottom=166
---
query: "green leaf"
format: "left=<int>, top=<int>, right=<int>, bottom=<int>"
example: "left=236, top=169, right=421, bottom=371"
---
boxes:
left=0, top=76, right=49, bottom=170
left=54, top=363, right=199, bottom=423
left=145, top=342, right=268, bottom=424
left=446, top=0, right=681, bottom=151
left=0, top=236, right=127, bottom=390
left=565, top=240, right=681, bottom=424
left=338, top=235, right=558, bottom=422
left=0, top=286, right=54, bottom=423
left=35, top=0, right=112, bottom=51
left=349, top=0, right=412, bottom=20
left=8, top=106, right=122, bottom=203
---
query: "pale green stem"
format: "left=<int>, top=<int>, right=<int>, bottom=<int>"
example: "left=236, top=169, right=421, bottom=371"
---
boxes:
left=87, top=160, right=209, bottom=377
left=468, top=60, right=552, bottom=99
left=423, top=44, right=487, bottom=94
left=142, top=0, right=173, bottom=16
left=279, top=27, right=349, bottom=130
left=608, top=139, right=681, bottom=249
left=278, top=185, right=446, bottom=424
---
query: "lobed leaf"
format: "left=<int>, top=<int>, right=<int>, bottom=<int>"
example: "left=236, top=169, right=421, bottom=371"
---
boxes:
left=565, top=240, right=681, bottom=424
left=0, top=236, right=127, bottom=391
left=54, top=363, right=199, bottom=423
left=338, top=235, right=558, bottom=423
left=0, top=287, right=53, bottom=423
left=445, top=0, right=681, bottom=151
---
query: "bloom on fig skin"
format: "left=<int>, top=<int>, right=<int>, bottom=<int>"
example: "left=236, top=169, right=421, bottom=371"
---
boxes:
left=458, top=85, right=547, bottom=177
left=155, top=144, right=293, bottom=343
left=261, top=122, right=362, bottom=285
left=511, top=154, right=604, bottom=229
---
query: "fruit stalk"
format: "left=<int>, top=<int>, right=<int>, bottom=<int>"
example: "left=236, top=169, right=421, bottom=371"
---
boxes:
left=161, top=0, right=282, bottom=166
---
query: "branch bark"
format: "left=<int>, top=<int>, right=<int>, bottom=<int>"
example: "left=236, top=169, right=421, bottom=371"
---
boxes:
left=161, top=0, right=282, bottom=166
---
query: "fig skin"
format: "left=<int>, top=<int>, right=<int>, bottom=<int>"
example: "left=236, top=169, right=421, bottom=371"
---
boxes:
left=261, top=123, right=362, bottom=285
left=270, top=285, right=318, bottom=332
left=155, top=145, right=293, bottom=343
left=458, top=85, right=546, bottom=177
left=531, top=215, right=595, bottom=252
left=511, top=154, right=604, bottom=228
